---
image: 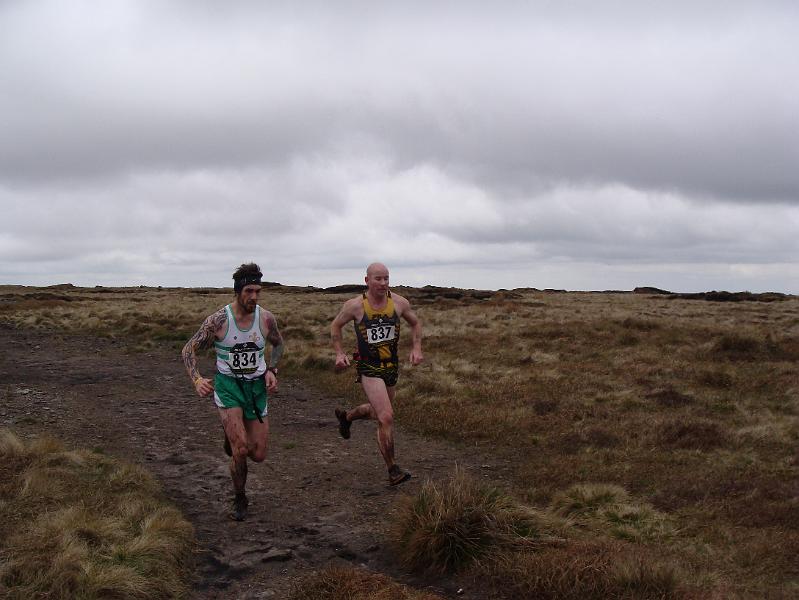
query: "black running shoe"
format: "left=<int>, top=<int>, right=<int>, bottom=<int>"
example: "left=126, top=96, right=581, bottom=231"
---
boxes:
left=335, top=408, right=351, bottom=440
left=231, top=493, right=248, bottom=521
left=388, top=464, right=411, bottom=486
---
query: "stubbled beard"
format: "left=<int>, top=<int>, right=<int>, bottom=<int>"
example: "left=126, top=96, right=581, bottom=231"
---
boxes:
left=238, top=298, right=256, bottom=313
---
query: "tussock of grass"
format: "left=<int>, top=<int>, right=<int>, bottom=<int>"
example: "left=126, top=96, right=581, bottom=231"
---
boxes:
left=617, top=317, right=663, bottom=331
left=707, top=332, right=799, bottom=362
left=473, top=541, right=684, bottom=600
left=693, top=368, right=734, bottom=389
left=0, top=429, right=193, bottom=599
left=646, top=388, right=695, bottom=407
left=532, top=397, right=559, bottom=415
left=710, top=333, right=763, bottom=360
left=289, top=566, right=445, bottom=600
left=551, top=483, right=675, bottom=543
left=656, top=418, right=729, bottom=451
left=391, top=468, right=565, bottom=574
left=394, top=472, right=686, bottom=598
left=0, top=428, right=26, bottom=456
left=551, top=483, right=630, bottom=516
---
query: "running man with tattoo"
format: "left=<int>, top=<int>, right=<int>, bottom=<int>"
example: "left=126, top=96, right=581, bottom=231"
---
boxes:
left=331, top=262, right=423, bottom=485
left=182, top=263, right=284, bottom=521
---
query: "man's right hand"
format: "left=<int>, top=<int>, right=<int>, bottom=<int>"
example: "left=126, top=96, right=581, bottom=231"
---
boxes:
left=194, top=377, right=214, bottom=397
left=334, top=353, right=351, bottom=370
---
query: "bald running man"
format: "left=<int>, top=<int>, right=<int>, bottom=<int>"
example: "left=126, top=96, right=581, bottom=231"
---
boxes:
left=182, top=263, right=284, bottom=521
left=331, top=262, right=423, bottom=485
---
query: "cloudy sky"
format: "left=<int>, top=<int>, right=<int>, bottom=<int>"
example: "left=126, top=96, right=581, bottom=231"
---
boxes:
left=1, top=1, right=797, bottom=293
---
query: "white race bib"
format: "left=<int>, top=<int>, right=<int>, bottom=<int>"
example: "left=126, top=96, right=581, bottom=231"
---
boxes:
left=366, top=324, right=395, bottom=344
left=229, top=343, right=259, bottom=374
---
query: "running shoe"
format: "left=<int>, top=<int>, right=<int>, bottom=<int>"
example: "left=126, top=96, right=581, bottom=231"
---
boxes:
left=335, top=408, right=351, bottom=440
left=231, top=493, right=248, bottom=521
left=388, top=464, right=411, bottom=486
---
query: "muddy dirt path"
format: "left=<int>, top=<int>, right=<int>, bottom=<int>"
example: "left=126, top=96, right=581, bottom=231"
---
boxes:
left=0, top=328, right=512, bottom=599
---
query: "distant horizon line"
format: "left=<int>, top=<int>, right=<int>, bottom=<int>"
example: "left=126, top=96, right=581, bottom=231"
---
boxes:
left=2, top=281, right=795, bottom=298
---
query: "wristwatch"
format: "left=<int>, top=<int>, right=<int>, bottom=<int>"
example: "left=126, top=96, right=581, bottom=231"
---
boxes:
left=267, top=366, right=278, bottom=376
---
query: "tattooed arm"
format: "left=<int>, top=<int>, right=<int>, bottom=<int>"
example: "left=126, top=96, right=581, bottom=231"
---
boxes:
left=263, top=310, right=285, bottom=367
left=182, top=308, right=226, bottom=397
left=262, top=310, right=284, bottom=393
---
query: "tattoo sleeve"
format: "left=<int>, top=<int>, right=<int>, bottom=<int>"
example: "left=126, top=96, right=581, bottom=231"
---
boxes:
left=181, top=308, right=226, bottom=382
left=264, top=312, right=285, bottom=368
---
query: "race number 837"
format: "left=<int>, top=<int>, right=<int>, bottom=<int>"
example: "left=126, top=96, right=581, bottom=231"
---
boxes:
left=366, top=325, right=395, bottom=343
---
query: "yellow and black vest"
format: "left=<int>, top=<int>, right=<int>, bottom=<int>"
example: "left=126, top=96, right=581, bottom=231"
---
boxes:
left=354, top=292, right=400, bottom=366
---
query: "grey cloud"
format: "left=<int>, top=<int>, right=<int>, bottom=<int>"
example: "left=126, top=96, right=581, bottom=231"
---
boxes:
left=1, top=1, right=798, bottom=293
left=2, top=1, right=797, bottom=205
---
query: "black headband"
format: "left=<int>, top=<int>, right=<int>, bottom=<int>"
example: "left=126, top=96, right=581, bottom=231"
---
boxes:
left=234, top=273, right=262, bottom=292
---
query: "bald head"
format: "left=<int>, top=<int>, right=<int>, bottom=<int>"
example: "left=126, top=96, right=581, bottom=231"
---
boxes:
left=366, top=262, right=389, bottom=278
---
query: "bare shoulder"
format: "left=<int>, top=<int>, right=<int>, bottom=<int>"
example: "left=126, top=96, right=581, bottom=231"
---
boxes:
left=331, top=296, right=360, bottom=326
left=343, top=295, right=364, bottom=315
left=259, top=306, right=284, bottom=345
left=390, top=292, right=413, bottom=313
left=207, top=306, right=228, bottom=337
left=392, top=293, right=420, bottom=326
left=189, top=306, right=227, bottom=348
left=259, top=306, right=279, bottom=331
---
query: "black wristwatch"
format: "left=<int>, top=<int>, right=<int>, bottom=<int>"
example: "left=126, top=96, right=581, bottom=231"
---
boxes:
left=267, top=366, right=278, bottom=376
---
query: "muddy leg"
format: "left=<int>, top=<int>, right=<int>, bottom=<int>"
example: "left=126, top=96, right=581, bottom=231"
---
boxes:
left=219, top=407, right=249, bottom=493
left=360, top=376, right=396, bottom=469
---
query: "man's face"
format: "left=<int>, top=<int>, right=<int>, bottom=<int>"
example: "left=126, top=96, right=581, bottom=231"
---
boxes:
left=236, top=284, right=262, bottom=313
left=365, top=268, right=389, bottom=296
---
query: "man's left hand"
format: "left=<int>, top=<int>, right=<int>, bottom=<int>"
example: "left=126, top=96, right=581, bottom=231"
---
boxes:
left=409, top=349, right=424, bottom=366
left=266, top=370, right=278, bottom=393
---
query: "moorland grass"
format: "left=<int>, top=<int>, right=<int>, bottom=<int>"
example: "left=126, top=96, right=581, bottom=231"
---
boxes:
left=391, top=469, right=687, bottom=599
left=472, top=540, right=685, bottom=600
left=1, top=284, right=797, bottom=596
left=390, top=467, right=565, bottom=574
left=288, top=566, right=445, bottom=600
left=0, top=428, right=194, bottom=599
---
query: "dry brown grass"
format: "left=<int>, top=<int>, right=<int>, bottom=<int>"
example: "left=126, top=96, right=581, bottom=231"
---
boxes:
left=2, top=284, right=798, bottom=597
left=0, top=428, right=194, bottom=599
left=550, top=483, right=675, bottom=543
left=472, top=541, right=686, bottom=600
left=288, top=566, right=445, bottom=599
left=391, top=469, right=689, bottom=599
left=390, top=467, right=566, bottom=574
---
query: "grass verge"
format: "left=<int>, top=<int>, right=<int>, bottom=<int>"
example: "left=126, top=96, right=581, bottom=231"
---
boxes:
left=391, top=469, right=695, bottom=599
left=0, top=428, right=194, bottom=600
left=289, top=566, right=445, bottom=599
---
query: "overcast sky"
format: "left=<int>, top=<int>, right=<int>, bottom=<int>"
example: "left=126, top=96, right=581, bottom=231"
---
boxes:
left=1, top=1, right=797, bottom=293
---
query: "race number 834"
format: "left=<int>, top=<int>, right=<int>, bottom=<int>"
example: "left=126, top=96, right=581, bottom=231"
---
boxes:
left=231, top=351, right=258, bottom=370
left=367, top=325, right=395, bottom=343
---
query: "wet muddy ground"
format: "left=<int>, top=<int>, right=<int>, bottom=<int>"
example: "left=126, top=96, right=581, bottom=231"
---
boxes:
left=1, top=327, right=511, bottom=599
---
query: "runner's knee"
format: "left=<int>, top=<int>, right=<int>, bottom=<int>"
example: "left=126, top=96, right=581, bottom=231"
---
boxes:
left=232, top=443, right=249, bottom=460
left=377, top=410, right=394, bottom=429
left=249, top=443, right=266, bottom=462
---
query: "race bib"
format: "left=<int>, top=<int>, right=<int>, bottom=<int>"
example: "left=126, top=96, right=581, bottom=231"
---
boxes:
left=366, top=324, right=395, bottom=344
left=229, top=342, right=260, bottom=374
